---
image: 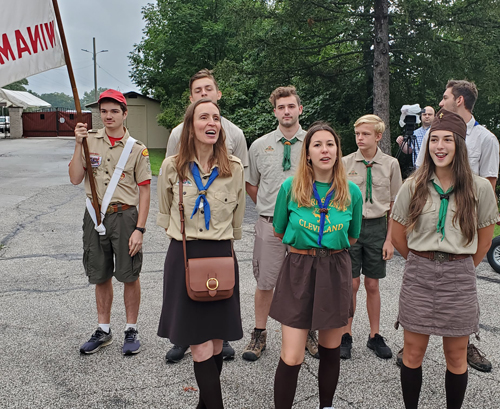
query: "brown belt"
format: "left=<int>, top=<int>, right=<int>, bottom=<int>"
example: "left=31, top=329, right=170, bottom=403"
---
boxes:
left=289, top=246, right=344, bottom=257
left=261, top=215, right=273, bottom=223
left=106, top=203, right=132, bottom=214
left=410, top=249, right=471, bottom=262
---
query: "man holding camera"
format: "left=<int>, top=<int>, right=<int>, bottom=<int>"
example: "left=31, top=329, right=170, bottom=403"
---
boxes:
left=396, top=106, right=435, bottom=167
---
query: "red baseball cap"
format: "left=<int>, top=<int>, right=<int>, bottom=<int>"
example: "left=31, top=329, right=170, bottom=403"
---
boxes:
left=98, top=89, right=127, bottom=105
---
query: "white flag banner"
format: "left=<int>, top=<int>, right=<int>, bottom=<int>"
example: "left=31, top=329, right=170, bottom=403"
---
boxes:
left=0, top=0, right=66, bottom=88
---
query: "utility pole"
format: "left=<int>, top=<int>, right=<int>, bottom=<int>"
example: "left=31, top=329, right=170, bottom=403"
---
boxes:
left=82, top=38, right=108, bottom=101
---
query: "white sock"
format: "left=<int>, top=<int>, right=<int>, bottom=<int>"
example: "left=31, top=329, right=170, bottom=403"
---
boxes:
left=98, top=324, right=110, bottom=333
left=125, top=323, right=137, bottom=331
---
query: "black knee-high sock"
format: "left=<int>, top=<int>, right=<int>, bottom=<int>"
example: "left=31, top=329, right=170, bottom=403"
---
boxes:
left=197, top=352, right=224, bottom=409
left=318, top=344, right=340, bottom=408
left=445, top=369, right=468, bottom=409
left=194, top=356, right=223, bottom=409
left=214, top=351, right=223, bottom=375
left=274, top=358, right=301, bottom=409
left=401, top=363, right=422, bottom=409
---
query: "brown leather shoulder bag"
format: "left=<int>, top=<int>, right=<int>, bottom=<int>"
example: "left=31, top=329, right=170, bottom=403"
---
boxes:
left=179, top=178, right=235, bottom=302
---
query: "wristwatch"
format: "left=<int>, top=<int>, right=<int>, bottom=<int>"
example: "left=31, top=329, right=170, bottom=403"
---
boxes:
left=135, top=227, right=146, bottom=234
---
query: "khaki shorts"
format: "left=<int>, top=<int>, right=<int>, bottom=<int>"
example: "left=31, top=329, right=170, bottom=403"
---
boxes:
left=349, top=217, right=387, bottom=279
left=252, top=216, right=287, bottom=290
left=82, top=206, right=142, bottom=284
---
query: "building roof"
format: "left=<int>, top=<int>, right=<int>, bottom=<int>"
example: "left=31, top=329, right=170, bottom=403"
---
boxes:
left=85, top=91, right=159, bottom=108
left=0, top=89, right=51, bottom=108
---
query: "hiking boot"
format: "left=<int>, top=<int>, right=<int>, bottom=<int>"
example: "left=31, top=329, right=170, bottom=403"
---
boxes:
left=306, top=330, right=320, bottom=359
left=80, top=327, right=113, bottom=354
left=367, top=333, right=392, bottom=359
left=396, top=348, right=404, bottom=367
left=165, top=344, right=190, bottom=363
left=467, top=343, right=492, bottom=372
left=222, top=340, right=235, bottom=360
left=340, top=333, right=352, bottom=360
left=242, top=329, right=267, bottom=361
left=122, top=328, right=141, bottom=355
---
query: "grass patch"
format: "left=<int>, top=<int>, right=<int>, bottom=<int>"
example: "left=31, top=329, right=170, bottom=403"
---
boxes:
left=494, top=223, right=500, bottom=238
left=149, top=148, right=166, bottom=176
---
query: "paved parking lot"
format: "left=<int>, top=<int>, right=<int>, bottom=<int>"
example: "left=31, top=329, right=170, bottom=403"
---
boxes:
left=1, top=137, right=500, bottom=408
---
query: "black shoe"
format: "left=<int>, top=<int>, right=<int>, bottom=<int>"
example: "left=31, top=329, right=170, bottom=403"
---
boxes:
left=367, top=334, right=392, bottom=359
left=222, top=340, right=235, bottom=360
left=80, top=328, right=113, bottom=354
left=340, top=333, right=352, bottom=360
left=165, top=344, right=190, bottom=363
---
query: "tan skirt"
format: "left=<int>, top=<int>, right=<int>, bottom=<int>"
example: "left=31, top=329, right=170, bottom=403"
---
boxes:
left=397, top=252, right=479, bottom=337
left=269, top=249, right=353, bottom=331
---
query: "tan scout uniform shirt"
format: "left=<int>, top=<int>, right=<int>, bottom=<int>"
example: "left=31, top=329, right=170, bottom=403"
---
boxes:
left=157, top=155, right=245, bottom=241
left=391, top=174, right=499, bottom=254
left=81, top=128, right=152, bottom=206
left=247, top=126, right=305, bottom=216
left=342, top=148, right=402, bottom=219
left=165, top=117, right=249, bottom=168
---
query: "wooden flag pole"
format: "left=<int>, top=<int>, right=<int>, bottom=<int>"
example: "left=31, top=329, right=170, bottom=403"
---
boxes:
left=52, top=0, right=101, bottom=224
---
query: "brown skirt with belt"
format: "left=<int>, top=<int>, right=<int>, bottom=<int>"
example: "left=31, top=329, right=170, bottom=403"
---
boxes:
left=397, top=252, right=479, bottom=337
left=269, top=249, right=353, bottom=331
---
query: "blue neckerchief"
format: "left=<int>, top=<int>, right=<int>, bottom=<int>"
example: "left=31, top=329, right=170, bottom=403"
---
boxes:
left=312, top=182, right=335, bottom=247
left=474, top=121, right=479, bottom=126
left=190, top=163, right=219, bottom=230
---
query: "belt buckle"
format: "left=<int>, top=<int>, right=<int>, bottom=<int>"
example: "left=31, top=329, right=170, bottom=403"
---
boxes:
left=106, top=206, right=113, bottom=214
left=434, top=251, right=448, bottom=262
left=317, top=248, right=328, bottom=258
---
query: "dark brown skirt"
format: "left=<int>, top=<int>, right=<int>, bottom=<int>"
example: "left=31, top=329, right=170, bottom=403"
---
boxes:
left=398, top=252, right=479, bottom=337
left=157, top=239, right=243, bottom=346
left=269, top=250, right=353, bottom=330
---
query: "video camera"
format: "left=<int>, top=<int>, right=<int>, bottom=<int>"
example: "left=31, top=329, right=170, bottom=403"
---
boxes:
left=396, top=104, right=425, bottom=162
left=399, top=104, right=425, bottom=140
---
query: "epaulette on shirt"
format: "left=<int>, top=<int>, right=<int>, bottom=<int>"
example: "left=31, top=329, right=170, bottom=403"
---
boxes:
left=88, top=129, right=98, bottom=134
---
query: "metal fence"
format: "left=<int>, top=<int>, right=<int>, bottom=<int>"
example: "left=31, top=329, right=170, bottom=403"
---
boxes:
left=22, top=108, right=92, bottom=137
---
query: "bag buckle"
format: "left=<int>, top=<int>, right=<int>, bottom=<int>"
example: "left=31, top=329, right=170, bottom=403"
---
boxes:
left=206, top=278, right=219, bottom=291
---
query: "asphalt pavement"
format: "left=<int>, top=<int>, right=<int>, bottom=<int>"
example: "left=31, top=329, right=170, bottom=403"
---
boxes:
left=1, top=137, right=500, bottom=409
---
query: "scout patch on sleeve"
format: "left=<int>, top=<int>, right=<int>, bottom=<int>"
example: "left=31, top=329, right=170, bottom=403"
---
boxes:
left=89, top=154, right=101, bottom=167
left=120, top=172, right=126, bottom=180
left=142, top=148, right=149, bottom=157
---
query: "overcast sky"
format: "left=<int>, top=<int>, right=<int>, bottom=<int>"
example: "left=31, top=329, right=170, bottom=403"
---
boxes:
left=27, top=0, right=153, bottom=97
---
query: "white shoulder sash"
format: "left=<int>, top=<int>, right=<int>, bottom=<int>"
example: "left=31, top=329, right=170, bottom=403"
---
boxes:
left=86, top=136, right=137, bottom=235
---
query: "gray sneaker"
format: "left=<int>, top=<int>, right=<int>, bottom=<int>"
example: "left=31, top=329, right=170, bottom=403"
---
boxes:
left=242, top=329, right=267, bottom=361
left=80, top=328, right=113, bottom=354
left=122, top=328, right=141, bottom=355
left=306, top=330, right=320, bottom=359
left=467, top=343, right=492, bottom=372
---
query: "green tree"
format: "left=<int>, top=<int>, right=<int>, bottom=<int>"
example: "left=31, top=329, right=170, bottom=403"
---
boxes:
left=80, top=87, right=108, bottom=108
left=29, top=92, right=76, bottom=109
left=3, top=79, right=29, bottom=91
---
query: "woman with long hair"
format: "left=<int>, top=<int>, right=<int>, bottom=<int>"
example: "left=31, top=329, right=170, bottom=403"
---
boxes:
left=270, top=122, right=363, bottom=409
left=157, top=98, right=245, bottom=409
left=391, top=109, right=498, bottom=408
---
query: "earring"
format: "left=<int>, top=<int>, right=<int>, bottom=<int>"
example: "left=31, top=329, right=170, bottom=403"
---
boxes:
left=307, top=158, right=312, bottom=165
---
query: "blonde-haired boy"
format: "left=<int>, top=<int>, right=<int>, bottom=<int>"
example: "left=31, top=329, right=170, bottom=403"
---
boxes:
left=340, top=114, right=402, bottom=359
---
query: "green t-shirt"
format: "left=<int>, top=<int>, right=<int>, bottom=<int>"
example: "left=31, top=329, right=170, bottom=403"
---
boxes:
left=273, top=177, right=363, bottom=250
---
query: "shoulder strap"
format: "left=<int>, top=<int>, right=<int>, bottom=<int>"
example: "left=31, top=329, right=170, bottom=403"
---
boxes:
left=178, top=176, right=189, bottom=272
left=86, top=136, right=137, bottom=235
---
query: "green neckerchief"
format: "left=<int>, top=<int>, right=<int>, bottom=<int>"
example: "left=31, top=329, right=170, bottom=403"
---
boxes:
left=280, top=136, right=298, bottom=171
left=362, top=160, right=373, bottom=203
left=432, top=181, right=454, bottom=241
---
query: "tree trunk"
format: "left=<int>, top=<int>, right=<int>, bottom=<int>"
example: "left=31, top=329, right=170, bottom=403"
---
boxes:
left=373, top=0, right=390, bottom=154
